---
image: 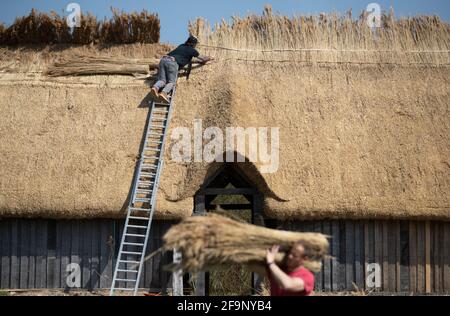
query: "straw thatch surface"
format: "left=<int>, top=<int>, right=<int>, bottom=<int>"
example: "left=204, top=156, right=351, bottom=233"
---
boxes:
left=163, top=213, right=329, bottom=273
left=0, top=9, right=449, bottom=220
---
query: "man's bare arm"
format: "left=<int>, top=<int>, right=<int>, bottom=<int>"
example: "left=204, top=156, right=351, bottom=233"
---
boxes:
left=194, top=55, right=214, bottom=64
left=267, top=262, right=305, bottom=292
left=266, top=245, right=305, bottom=292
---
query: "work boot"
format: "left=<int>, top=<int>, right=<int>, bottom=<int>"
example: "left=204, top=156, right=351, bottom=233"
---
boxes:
left=150, top=87, right=159, bottom=100
left=159, top=92, right=170, bottom=104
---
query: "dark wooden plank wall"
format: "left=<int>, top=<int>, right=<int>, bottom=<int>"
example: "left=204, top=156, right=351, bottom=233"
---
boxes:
left=0, top=218, right=449, bottom=293
left=0, top=219, right=174, bottom=290
left=278, top=220, right=450, bottom=294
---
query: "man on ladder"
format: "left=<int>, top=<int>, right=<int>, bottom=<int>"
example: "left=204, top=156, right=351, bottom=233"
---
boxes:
left=110, top=35, right=213, bottom=296
left=151, top=35, right=214, bottom=103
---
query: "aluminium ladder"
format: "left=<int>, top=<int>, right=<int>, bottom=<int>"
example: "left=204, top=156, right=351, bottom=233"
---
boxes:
left=110, top=83, right=177, bottom=296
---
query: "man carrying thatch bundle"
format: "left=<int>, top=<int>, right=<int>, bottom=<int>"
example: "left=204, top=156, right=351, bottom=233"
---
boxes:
left=151, top=35, right=214, bottom=103
left=162, top=213, right=327, bottom=296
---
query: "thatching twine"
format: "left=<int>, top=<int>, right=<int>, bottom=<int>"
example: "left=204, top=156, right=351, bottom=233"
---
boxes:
left=0, top=8, right=159, bottom=45
left=162, top=213, right=329, bottom=273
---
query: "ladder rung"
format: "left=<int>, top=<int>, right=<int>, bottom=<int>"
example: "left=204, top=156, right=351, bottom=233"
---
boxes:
left=143, top=156, right=159, bottom=160
left=134, top=198, right=151, bottom=203
left=153, top=104, right=169, bottom=108
left=148, top=133, right=164, bottom=137
left=113, top=288, right=135, bottom=291
left=141, top=164, right=157, bottom=169
left=125, top=233, right=146, bottom=237
left=138, top=178, right=154, bottom=183
left=136, top=188, right=153, bottom=193
left=115, top=278, right=138, bottom=283
left=119, top=259, right=140, bottom=264
left=136, top=185, right=153, bottom=190
left=150, top=124, right=166, bottom=128
left=141, top=172, right=156, bottom=177
left=139, top=170, right=156, bottom=175
left=147, top=140, right=162, bottom=144
left=144, top=147, right=161, bottom=152
left=127, top=225, right=147, bottom=229
left=117, top=269, right=138, bottom=273
left=152, top=117, right=167, bottom=121
left=128, top=216, right=149, bottom=220
left=122, top=242, right=145, bottom=246
left=136, top=189, right=152, bottom=194
left=137, top=181, right=154, bottom=186
left=129, top=207, right=151, bottom=212
left=140, top=171, right=156, bottom=175
left=136, top=186, right=153, bottom=191
left=121, top=251, right=142, bottom=255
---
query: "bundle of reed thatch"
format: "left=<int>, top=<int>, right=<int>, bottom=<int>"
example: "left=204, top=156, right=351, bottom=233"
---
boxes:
left=0, top=8, right=160, bottom=45
left=45, top=54, right=209, bottom=77
left=163, top=213, right=329, bottom=273
left=45, top=55, right=159, bottom=76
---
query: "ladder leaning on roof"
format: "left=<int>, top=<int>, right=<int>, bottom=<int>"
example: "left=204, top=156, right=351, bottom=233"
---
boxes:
left=110, top=78, right=178, bottom=296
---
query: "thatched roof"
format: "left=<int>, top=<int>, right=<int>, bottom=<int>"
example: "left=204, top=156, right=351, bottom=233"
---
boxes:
left=0, top=10, right=449, bottom=220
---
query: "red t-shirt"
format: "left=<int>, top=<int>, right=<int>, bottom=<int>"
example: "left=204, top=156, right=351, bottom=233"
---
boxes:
left=268, top=266, right=315, bottom=296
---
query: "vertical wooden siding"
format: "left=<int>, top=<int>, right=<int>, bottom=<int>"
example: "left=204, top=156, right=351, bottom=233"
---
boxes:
left=0, top=219, right=174, bottom=290
left=278, top=220, right=450, bottom=294
left=0, top=218, right=449, bottom=293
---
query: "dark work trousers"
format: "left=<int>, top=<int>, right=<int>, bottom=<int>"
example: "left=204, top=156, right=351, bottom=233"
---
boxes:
left=153, top=56, right=179, bottom=94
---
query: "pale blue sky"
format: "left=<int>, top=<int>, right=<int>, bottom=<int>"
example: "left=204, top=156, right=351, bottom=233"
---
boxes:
left=0, top=1, right=449, bottom=44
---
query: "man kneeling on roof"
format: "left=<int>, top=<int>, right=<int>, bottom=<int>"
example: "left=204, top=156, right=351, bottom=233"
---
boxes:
left=151, top=35, right=214, bottom=103
left=252, top=241, right=315, bottom=296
